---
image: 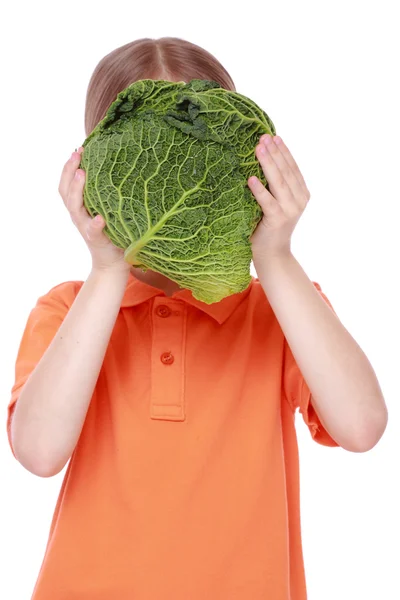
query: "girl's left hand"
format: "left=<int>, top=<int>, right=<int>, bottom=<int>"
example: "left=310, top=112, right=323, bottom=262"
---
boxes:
left=248, top=134, right=310, bottom=261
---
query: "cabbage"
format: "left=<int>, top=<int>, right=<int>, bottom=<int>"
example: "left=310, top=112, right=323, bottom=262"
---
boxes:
left=81, top=79, right=276, bottom=303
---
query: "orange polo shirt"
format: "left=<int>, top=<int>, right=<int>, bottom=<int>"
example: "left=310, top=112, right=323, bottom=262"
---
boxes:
left=7, top=273, right=339, bottom=600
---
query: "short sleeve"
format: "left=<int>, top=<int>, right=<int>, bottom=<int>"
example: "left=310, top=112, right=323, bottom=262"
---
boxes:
left=282, top=282, right=339, bottom=447
left=6, top=281, right=81, bottom=455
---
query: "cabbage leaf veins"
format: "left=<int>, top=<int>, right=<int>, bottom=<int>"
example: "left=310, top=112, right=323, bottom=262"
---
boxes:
left=81, top=79, right=276, bottom=304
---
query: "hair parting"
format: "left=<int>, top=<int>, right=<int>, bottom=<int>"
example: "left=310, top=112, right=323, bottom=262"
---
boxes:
left=84, top=37, right=236, bottom=136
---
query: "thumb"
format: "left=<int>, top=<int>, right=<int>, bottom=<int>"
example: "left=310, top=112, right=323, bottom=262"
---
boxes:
left=86, top=214, right=107, bottom=243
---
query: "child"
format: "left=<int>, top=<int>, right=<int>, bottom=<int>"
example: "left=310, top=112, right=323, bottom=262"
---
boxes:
left=7, top=37, right=387, bottom=600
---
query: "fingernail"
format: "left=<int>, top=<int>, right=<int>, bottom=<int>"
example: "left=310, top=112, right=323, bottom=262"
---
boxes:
left=74, top=170, right=81, bottom=179
left=263, top=135, right=272, bottom=145
left=258, top=144, right=266, bottom=155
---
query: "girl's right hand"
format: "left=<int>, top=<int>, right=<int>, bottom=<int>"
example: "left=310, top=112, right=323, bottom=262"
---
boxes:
left=58, top=147, right=131, bottom=274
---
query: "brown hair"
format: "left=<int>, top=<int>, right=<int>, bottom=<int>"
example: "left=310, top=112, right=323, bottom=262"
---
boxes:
left=84, top=37, right=236, bottom=137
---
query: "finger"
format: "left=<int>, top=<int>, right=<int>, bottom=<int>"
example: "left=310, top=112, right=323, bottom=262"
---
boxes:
left=66, top=169, right=90, bottom=228
left=255, top=143, right=294, bottom=208
left=260, top=135, right=309, bottom=197
left=257, top=138, right=304, bottom=206
left=58, top=150, right=83, bottom=200
left=248, top=176, right=283, bottom=218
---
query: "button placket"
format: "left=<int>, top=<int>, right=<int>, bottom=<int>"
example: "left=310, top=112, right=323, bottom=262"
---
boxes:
left=150, top=298, right=186, bottom=421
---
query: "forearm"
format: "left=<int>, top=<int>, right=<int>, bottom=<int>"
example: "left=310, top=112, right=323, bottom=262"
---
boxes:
left=11, top=267, right=130, bottom=476
left=254, top=252, right=387, bottom=451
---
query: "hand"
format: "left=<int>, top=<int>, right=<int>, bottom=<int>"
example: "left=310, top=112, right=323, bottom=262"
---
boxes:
left=248, top=134, right=310, bottom=262
left=58, top=148, right=131, bottom=274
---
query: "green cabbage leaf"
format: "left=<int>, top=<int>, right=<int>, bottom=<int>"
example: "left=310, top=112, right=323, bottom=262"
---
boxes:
left=81, top=79, right=276, bottom=303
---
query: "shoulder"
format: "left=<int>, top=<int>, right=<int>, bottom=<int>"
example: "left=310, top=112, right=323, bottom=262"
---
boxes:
left=35, top=280, right=84, bottom=310
left=247, top=276, right=325, bottom=312
left=250, top=276, right=323, bottom=296
left=237, top=277, right=272, bottom=323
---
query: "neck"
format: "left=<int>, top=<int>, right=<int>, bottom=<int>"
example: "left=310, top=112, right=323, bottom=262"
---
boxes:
left=130, top=268, right=182, bottom=297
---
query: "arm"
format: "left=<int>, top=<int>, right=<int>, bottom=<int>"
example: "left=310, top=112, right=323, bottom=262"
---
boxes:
left=11, top=268, right=129, bottom=476
left=255, top=251, right=387, bottom=452
left=248, top=134, right=387, bottom=452
left=11, top=148, right=132, bottom=476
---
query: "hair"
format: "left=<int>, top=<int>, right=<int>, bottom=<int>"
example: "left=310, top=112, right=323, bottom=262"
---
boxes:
left=84, top=37, right=236, bottom=137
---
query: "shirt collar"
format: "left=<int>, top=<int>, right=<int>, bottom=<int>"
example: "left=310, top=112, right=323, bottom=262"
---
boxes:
left=121, top=272, right=254, bottom=324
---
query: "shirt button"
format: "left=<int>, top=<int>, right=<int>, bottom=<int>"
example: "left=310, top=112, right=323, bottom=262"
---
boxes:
left=160, top=352, right=174, bottom=365
left=156, top=305, right=171, bottom=318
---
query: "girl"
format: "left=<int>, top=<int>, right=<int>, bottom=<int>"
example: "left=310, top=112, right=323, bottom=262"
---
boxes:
left=7, top=37, right=387, bottom=600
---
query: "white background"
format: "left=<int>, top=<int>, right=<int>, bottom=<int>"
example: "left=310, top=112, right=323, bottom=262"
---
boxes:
left=1, top=1, right=399, bottom=598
